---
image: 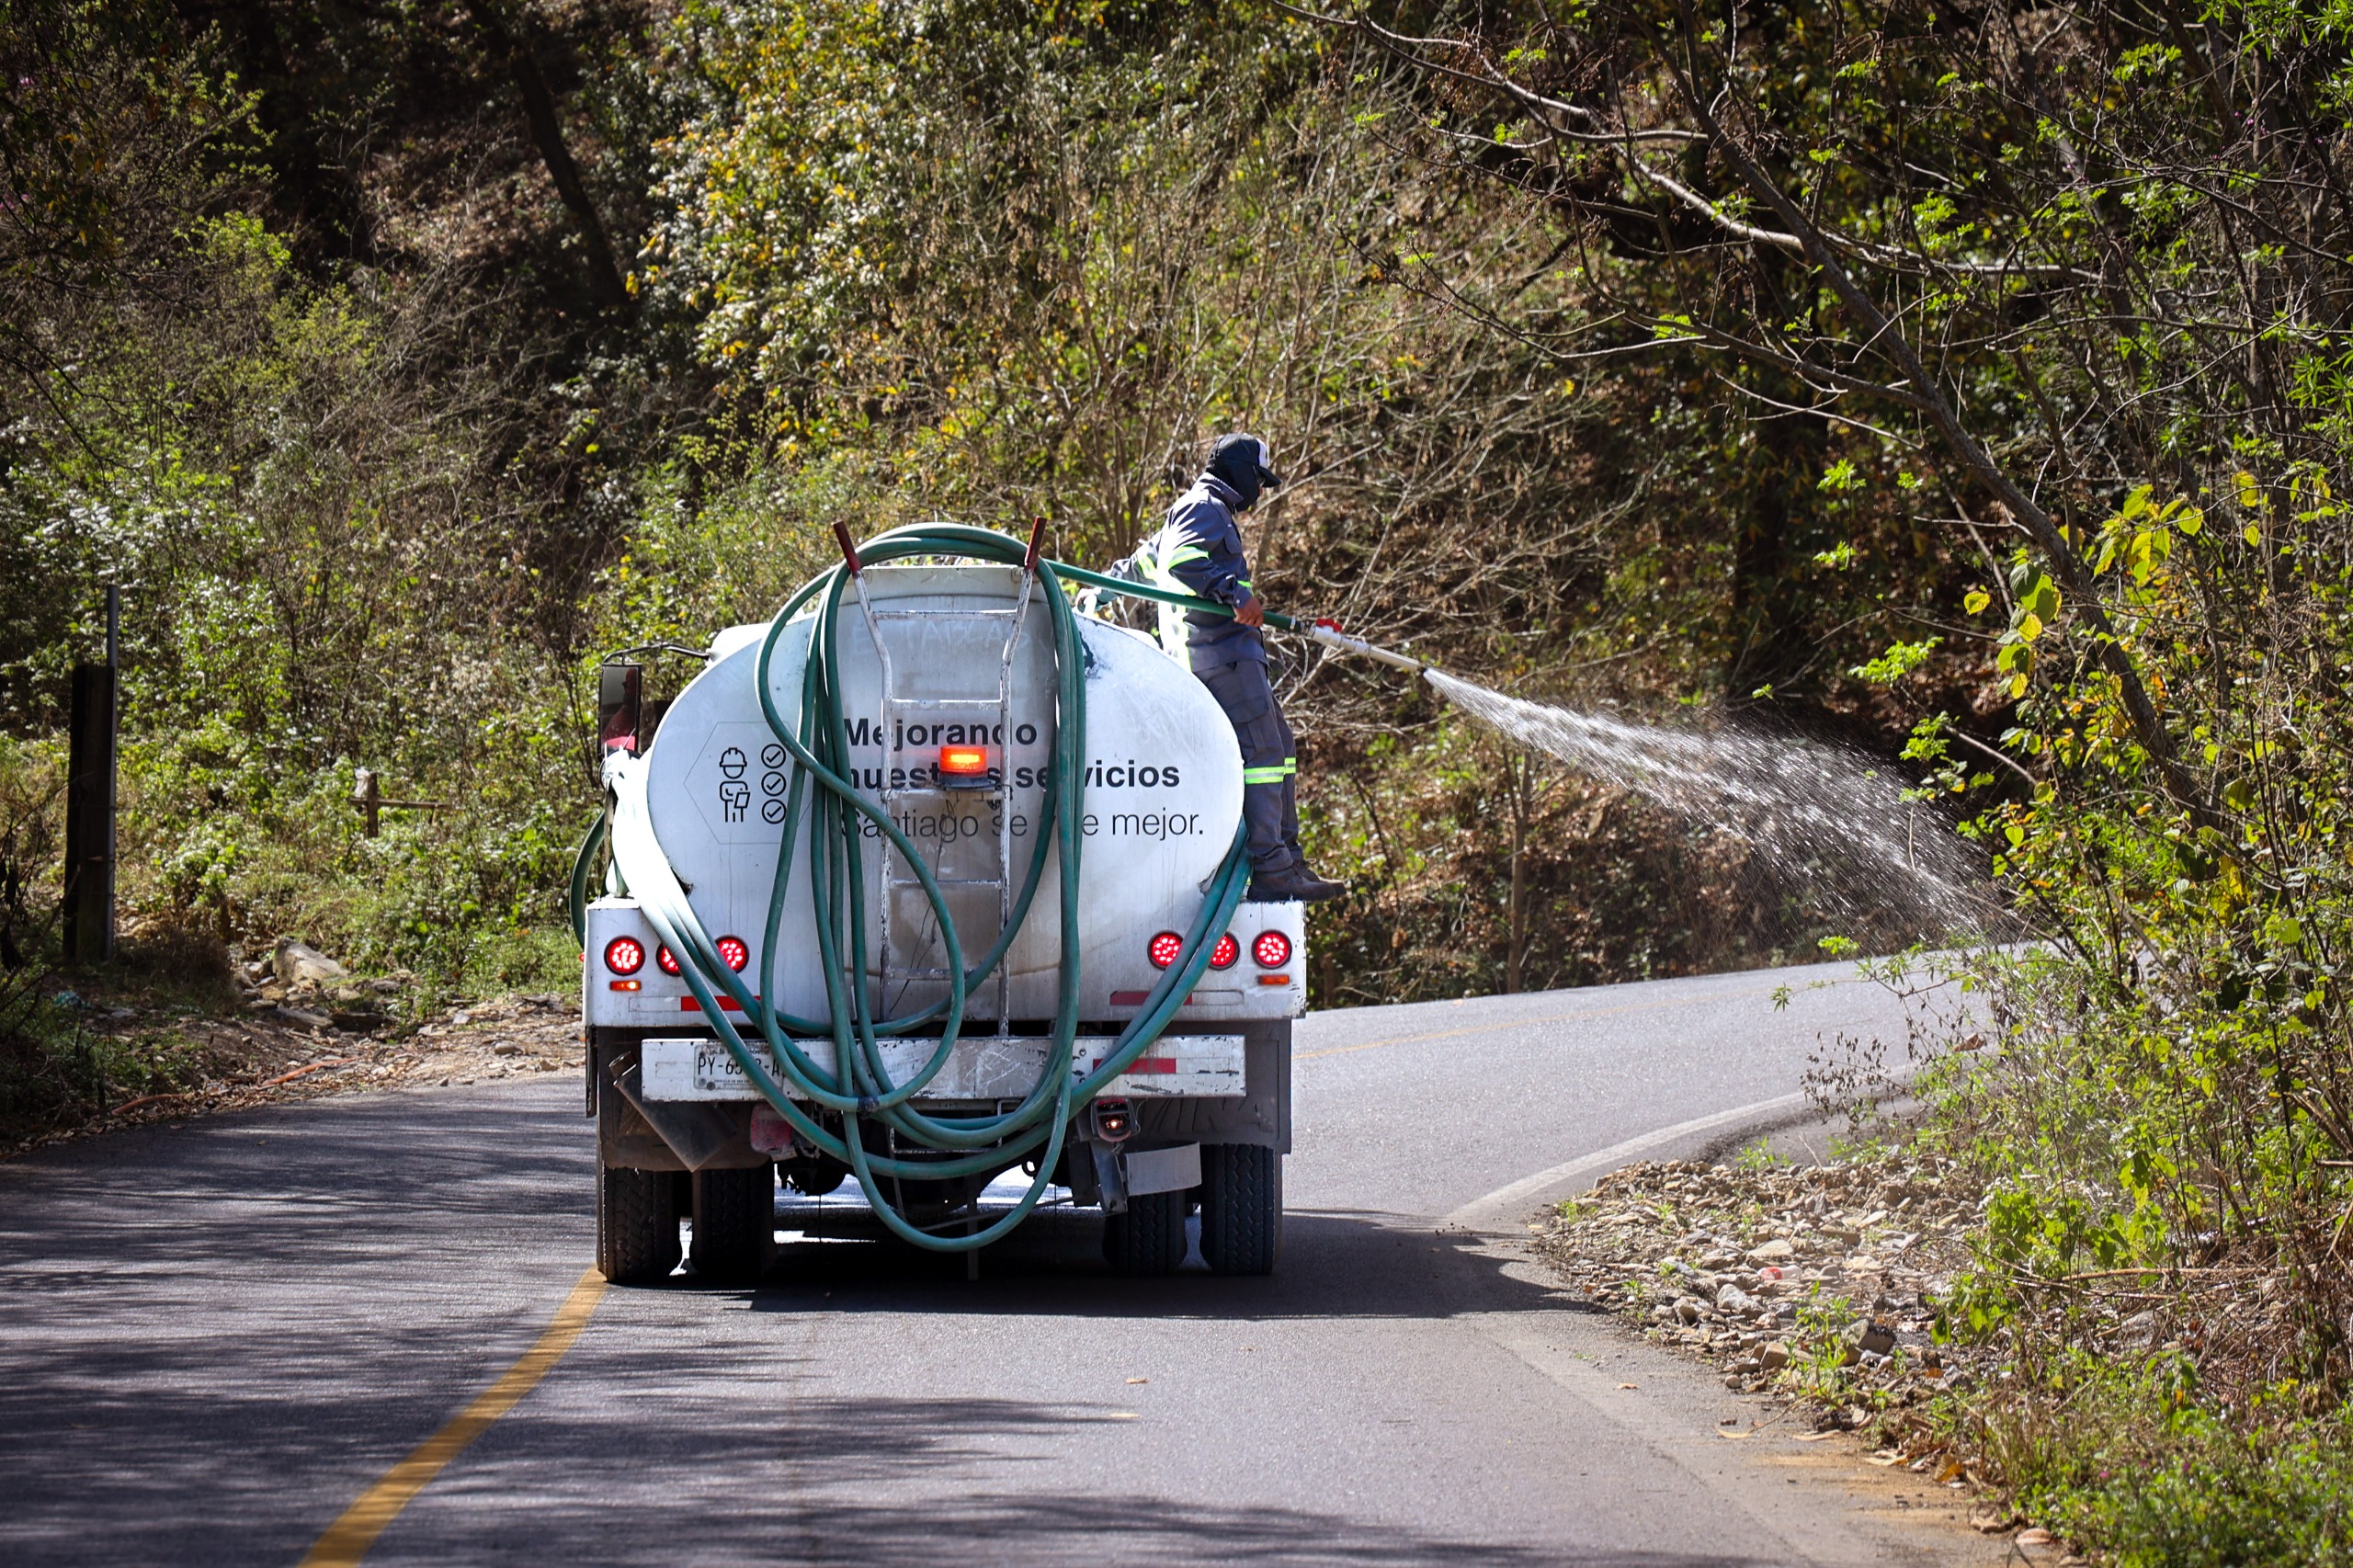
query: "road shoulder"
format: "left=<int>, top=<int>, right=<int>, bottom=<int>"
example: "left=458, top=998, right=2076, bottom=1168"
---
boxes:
left=1452, top=1235, right=2009, bottom=1567
left=1436, top=1103, right=2028, bottom=1567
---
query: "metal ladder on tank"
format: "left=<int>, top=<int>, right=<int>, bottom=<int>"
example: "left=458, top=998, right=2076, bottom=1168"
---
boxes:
left=847, top=567, right=1040, bottom=1034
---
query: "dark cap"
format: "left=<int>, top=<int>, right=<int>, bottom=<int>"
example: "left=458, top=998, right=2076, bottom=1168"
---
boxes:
left=1206, top=433, right=1283, bottom=509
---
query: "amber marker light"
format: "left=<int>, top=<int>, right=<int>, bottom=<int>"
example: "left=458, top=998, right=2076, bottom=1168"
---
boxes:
left=938, top=744, right=989, bottom=786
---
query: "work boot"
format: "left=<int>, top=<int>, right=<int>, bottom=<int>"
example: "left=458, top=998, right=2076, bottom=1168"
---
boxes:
left=1245, top=864, right=1347, bottom=903
left=1288, top=866, right=1347, bottom=902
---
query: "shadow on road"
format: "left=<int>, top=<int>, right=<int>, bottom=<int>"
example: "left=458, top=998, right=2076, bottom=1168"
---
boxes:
left=0, top=1085, right=603, bottom=1567
left=400, top=1403, right=1769, bottom=1566
left=0, top=1082, right=1770, bottom=1568
left=392, top=1380, right=1771, bottom=1567
left=703, top=1201, right=1597, bottom=1324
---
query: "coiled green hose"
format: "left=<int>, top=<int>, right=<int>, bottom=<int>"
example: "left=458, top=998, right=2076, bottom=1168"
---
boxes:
left=597, top=524, right=1252, bottom=1252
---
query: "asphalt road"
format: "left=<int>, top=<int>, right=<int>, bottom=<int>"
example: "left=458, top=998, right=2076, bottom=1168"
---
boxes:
left=0, top=959, right=1995, bottom=1567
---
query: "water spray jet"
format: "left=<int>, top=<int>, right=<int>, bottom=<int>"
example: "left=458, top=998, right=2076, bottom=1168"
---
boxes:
left=1062, top=565, right=1993, bottom=944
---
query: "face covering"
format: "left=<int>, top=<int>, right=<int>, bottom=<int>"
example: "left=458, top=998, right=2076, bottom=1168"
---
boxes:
left=1206, top=434, right=1279, bottom=511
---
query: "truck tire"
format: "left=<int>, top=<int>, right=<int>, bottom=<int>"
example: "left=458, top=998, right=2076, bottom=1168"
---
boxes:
left=598, top=1159, right=681, bottom=1286
left=1102, top=1188, right=1188, bottom=1277
left=1199, top=1143, right=1281, bottom=1276
left=689, top=1165, right=772, bottom=1282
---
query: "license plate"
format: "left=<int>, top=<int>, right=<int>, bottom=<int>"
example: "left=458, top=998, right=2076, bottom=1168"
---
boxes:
left=639, top=1037, right=779, bottom=1101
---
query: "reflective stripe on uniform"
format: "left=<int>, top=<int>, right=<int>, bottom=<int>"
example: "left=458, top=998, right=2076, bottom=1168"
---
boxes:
left=1241, top=765, right=1288, bottom=785
left=1146, top=534, right=1197, bottom=663
left=1280, top=757, right=1297, bottom=776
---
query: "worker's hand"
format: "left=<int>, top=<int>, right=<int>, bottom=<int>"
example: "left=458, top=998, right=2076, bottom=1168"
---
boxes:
left=1234, top=594, right=1265, bottom=627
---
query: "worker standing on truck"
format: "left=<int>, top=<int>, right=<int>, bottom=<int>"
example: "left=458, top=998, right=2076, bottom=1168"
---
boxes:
left=1130, top=434, right=1345, bottom=904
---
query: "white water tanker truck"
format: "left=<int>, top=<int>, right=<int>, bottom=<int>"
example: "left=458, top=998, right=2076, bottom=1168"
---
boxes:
left=573, top=521, right=1358, bottom=1284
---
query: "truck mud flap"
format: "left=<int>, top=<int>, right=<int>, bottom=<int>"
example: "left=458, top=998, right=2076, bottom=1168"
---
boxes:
left=611, top=1058, right=759, bottom=1172
left=1087, top=1142, right=1202, bottom=1215
left=1123, top=1142, right=1202, bottom=1197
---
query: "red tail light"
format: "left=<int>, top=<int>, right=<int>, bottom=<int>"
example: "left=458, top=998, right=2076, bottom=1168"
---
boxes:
left=1146, top=931, right=1184, bottom=970
left=655, top=944, right=682, bottom=976
left=1209, top=934, right=1239, bottom=970
left=1251, top=930, right=1291, bottom=969
left=603, top=937, right=646, bottom=975
left=716, top=936, right=750, bottom=972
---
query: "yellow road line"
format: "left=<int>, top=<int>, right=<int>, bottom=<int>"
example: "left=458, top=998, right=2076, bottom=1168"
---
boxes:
left=1295, top=982, right=1783, bottom=1062
left=300, top=1269, right=608, bottom=1567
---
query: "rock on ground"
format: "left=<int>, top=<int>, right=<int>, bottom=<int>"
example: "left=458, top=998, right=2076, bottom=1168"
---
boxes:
left=1529, top=1151, right=1984, bottom=1442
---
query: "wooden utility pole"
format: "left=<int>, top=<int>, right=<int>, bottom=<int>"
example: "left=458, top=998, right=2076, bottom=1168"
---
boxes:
left=63, top=586, right=119, bottom=964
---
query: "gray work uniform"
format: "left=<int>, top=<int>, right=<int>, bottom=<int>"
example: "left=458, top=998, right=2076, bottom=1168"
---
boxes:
left=1139, top=476, right=1300, bottom=875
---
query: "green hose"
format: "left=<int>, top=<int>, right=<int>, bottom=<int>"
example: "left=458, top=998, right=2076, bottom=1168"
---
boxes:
left=1050, top=561, right=1306, bottom=631
left=567, top=810, right=608, bottom=947
left=602, top=524, right=1253, bottom=1252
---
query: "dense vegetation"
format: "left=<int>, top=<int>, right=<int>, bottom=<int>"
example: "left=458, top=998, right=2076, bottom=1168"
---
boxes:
left=1362, top=3, right=2353, bottom=1554
left=6, top=0, right=2352, bottom=1553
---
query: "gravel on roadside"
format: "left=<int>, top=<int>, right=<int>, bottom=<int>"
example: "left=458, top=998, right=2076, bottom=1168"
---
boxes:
left=1525, top=1150, right=2075, bottom=1552
left=5, top=988, right=585, bottom=1160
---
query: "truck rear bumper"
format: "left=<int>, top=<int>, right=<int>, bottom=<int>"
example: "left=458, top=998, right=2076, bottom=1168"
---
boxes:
left=589, top=1021, right=1290, bottom=1175
left=639, top=1033, right=1245, bottom=1101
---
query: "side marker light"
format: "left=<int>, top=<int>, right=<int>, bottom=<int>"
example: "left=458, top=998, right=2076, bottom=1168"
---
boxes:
left=1256, top=974, right=1290, bottom=986
left=608, top=979, right=642, bottom=992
